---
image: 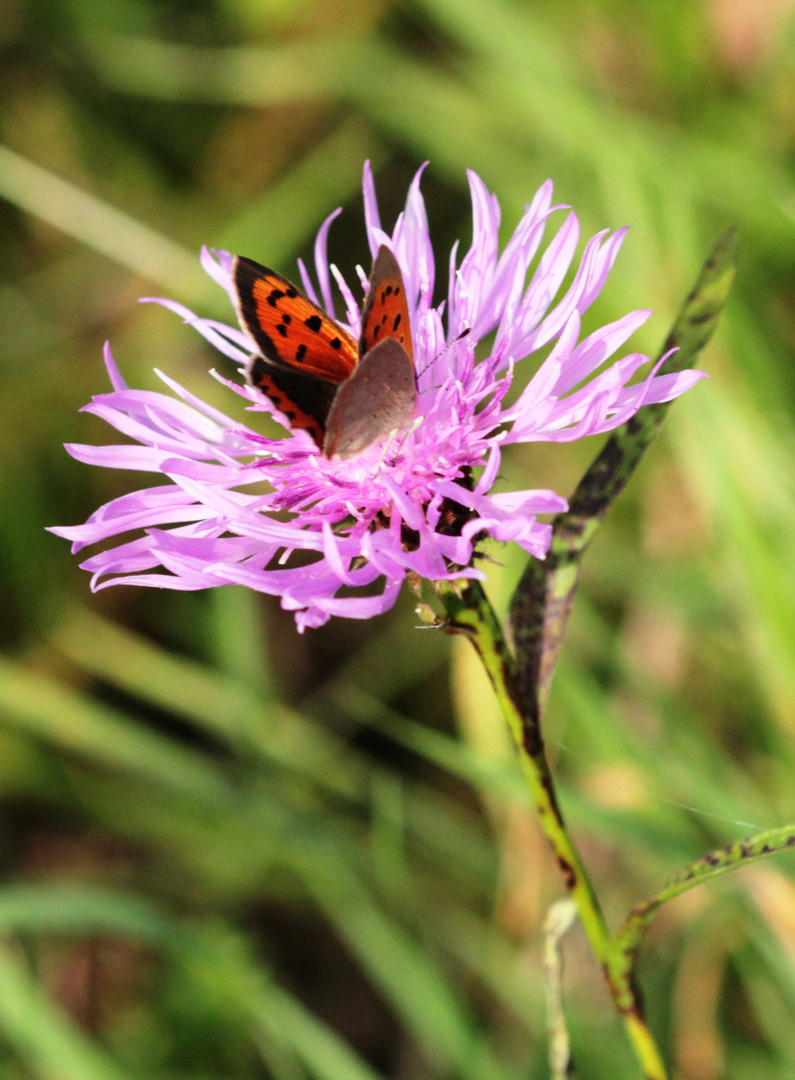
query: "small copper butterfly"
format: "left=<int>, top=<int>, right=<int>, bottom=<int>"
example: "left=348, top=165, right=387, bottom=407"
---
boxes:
left=232, top=246, right=417, bottom=460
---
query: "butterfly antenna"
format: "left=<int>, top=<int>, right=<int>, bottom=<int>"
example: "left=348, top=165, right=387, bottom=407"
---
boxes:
left=416, top=327, right=471, bottom=385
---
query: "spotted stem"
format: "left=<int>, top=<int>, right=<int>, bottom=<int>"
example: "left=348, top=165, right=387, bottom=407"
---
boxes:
left=437, top=578, right=668, bottom=1080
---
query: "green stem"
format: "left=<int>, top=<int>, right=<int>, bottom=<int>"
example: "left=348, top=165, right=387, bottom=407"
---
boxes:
left=439, top=578, right=668, bottom=1080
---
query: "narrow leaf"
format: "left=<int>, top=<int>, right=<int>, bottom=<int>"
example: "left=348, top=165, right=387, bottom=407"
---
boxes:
left=0, top=938, right=133, bottom=1080
left=608, top=824, right=795, bottom=1013
left=509, top=228, right=738, bottom=715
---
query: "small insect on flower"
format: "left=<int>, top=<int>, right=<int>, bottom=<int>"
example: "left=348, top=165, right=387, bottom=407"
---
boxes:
left=232, top=245, right=417, bottom=460
left=50, top=163, right=706, bottom=630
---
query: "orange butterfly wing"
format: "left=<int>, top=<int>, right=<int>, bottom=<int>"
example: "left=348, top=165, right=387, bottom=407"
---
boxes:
left=359, top=246, right=414, bottom=362
left=233, top=257, right=358, bottom=384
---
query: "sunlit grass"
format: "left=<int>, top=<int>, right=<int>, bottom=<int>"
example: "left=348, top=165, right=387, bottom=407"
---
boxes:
left=1, top=0, right=794, bottom=1075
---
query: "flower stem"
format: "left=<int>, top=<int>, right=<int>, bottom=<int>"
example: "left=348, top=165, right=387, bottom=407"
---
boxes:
left=438, top=577, right=668, bottom=1080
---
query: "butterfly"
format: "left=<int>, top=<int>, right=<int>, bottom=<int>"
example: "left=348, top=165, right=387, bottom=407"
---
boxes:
left=231, top=246, right=417, bottom=460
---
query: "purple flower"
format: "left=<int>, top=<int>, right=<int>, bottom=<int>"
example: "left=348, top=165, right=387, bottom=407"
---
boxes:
left=51, top=164, right=705, bottom=631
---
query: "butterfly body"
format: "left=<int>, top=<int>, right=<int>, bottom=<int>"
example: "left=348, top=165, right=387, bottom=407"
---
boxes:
left=232, top=247, right=416, bottom=459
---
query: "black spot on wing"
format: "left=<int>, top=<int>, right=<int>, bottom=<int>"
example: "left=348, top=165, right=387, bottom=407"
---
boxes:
left=247, top=356, right=338, bottom=445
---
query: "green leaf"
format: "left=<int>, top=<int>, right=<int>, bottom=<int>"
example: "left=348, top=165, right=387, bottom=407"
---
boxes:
left=509, top=227, right=738, bottom=715
left=608, top=825, right=795, bottom=1014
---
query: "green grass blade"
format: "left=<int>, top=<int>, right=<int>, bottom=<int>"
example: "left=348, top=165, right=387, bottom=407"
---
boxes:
left=0, top=144, right=204, bottom=298
left=297, top=859, right=510, bottom=1080
left=0, top=885, right=386, bottom=1080
left=0, top=938, right=133, bottom=1080
left=48, top=607, right=364, bottom=799
left=0, top=655, right=231, bottom=801
left=252, top=983, right=385, bottom=1080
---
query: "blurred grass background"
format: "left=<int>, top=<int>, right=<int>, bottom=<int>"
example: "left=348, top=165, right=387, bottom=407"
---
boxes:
left=1, top=0, right=795, bottom=1076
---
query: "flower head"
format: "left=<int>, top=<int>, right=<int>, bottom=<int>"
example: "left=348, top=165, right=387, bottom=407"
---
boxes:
left=51, top=164, right=705, bottom=631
